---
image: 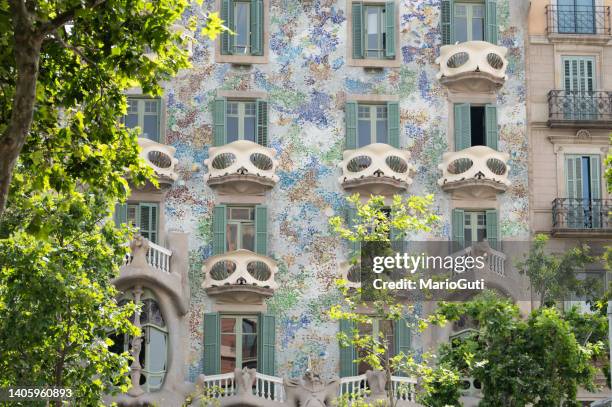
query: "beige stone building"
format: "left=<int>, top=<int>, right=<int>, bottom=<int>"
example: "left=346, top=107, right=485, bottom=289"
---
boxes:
left=527, top=0, right=612, bottom=403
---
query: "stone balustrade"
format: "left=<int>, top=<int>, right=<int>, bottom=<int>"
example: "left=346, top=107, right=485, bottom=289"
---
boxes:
left=339, top=143, right=415, bottom=196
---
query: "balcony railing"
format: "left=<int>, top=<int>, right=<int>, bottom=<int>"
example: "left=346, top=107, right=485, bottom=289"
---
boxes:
left=438, top=146, right=511, bottom=196
left=122, top=236, right=173, bottom=273
left=205, top=140, right=279, bottom=194
left=548, top=90, right=612, bottom=128
left=436, top=41, right=508, bottom=92
left=546, top=5, right=611, bottom=36
left=552, top=198, right=611, bottom=233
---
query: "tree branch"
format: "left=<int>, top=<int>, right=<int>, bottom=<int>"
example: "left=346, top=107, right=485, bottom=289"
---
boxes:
left=38, top=0, right=108, bottom=35
left=50, top=30, right=98, bottom=67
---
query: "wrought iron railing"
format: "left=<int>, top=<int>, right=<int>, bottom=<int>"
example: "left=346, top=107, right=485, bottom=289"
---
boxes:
left=548, top=90, right=612, bottom=123
left=552, top=198, right=611, bottom=231
left=546, top=5, right=611, bottom=35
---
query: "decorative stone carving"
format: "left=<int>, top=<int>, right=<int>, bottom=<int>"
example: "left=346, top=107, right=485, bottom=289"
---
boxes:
left=205, top=140, right=279, bottom=195
left=284, top=371, right=340, bottom=407
left=576, top=129, right=591, bottom=139
left=235, top=367, right=258, bottom=396
left=366, top=370, right=388, bottom=400
left=138, top=138, right=179, bottom=188
left=339, top=143, right=415, bottom=196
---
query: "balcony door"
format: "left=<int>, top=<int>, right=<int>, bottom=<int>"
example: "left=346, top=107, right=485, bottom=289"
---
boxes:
left=562, top=56, right=596, bottom=120
left=557, top=0, right=595, bottom=34
left=565, top=155, right=602, bottom=228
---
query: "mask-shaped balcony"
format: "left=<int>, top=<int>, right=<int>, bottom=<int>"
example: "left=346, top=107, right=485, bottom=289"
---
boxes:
left=339, top=143, right=415, bottom=196
left=204, top=140, right=279, bottom=195
left=138, top=138, right=179, bottom=189
left=436, top=41, right=508, bottom=92
left=203, top=249, right=278, bottom=304
left=340, top=261, right=362, bottom=290
left=438, top=146, right=510, bottom=199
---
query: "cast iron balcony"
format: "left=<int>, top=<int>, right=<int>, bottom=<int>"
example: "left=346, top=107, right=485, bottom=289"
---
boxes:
left=548, top=90, right=612, bottom=128
left=546, top=5, right=611, bottom=36
left=436, top=41, right=508, bottom=92
left=202, top=249, right=278, bottom=303
left=205, top=140, right=279, bottom=195
left=139, top=138, right=179, bottom=187
left=438, top=146, right=511, bottom=198
left=339, top=143, right=415, bottom=196
left=552, top=198, right=611, bottom=237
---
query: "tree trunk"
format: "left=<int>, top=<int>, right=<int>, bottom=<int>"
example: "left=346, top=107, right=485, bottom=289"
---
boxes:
left=0, top=4, right=42, bottom=215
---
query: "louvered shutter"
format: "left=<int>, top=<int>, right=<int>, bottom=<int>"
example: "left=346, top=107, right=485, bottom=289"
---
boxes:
left=139, top=203, right=158, bottom=244
left=485, top=0, right=497, bottom=44
left=485, top=104, right=498, bottom=150
left=213, top=98, right=227, bottom=146
left=441, top=0, right=453, bottom=45
left=221, top=0, right=233, bottom=55
left=345, top=101, right=358, bottom=150
left=339, top=319, right=358, bottom=377
left=352, top=2, right=364, bottom=59
left=256, top=99, right=269, bottom=146
left=212, top=205, right=227, bottom=255
left=452, top=209, right=465, bottom=251
left=115, top=203, right=128, bottom=227
left=346, top=206, right=361, bottom=261
left=485, top=209, right=499, bottom=250
left=394, top=318, right=411, bottom=376
left=590, top=156, right=602, bottom=228
left=454, top=103, right=471, bottom=151
left=387, top=101, right=400, bottom=148
left=203, top=312, right=220, bottom=375
left=258, top=314, right=276, bottom=375
left=384, top=1, right=396, bottom=58
left=250, top=0, right=264, bottom=56
left=255, top=205, right=268, bottom=256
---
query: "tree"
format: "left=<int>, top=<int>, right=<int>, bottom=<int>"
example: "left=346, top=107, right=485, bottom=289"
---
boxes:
left=516, top=234, right=592, bottom=307
left=0, top=0, right=230, bottom=214
left=327, top=194, right=461, bottom=407
left=430, top=292, right=605, bottom=407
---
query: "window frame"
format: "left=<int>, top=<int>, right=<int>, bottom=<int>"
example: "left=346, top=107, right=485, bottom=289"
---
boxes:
left=453, top=1, right=486, bottom=42
left=463, top=211, right=487, bottom=246
left=226, top=206, right=256, bottom=251
left=363, top=4, right=386, bottom=59
left=124, top=97, right=162, bottom=142
left=357, top=103, right=389, bottom=147
left=226, top=100, right=258, bottom=143
left=219, top=314, right=260, bottom=373
left=232, top=0, right=251, bottom=55
left=216, top=0, right=268, bottom=64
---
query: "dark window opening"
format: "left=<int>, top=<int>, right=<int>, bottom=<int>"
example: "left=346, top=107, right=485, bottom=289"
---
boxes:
left=470, top=106, right=485, bottom=146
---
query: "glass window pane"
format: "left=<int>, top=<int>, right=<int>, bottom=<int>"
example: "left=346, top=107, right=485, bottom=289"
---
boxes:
left=376, top=120, right=388, bottom=144
left=127, top=205, right=138, bottom=227
left=234, top=2, right=250, bottom=53
left=358, top=120, right=371, bottom=147
left=472, top=4, right=484, bottom=18
left=244, top=116, right=256, bottom=142
left=242, top=317, right=258, bottom=334
left=143, top=114, right=159, bottom=141
left=145, top=101, right=158, bottom=114
left=146, top=327, right=167, bottom=372
left=242, top=334, right=258, bottom=369
left=244, top=102, right=256, bottom=116
left=221, top=318, right=236, bottom=333
left=477, top=228, right=486, bottom=242
left=472, top=18, right=484, bottom=41
left=227, top=116, right=239, bottom=143
left=221, top=333, right=237, bottom=373
left=125, top=114, right=139, bottom=130
left=241, top=224, right=255, bottom=251
left=454, top=17, right=468, bottom=42
left=366, top=7, right=380, bottom=57
left=227, top=224, right=239, bottom=252
left=230, top=208, right=252, bottom=220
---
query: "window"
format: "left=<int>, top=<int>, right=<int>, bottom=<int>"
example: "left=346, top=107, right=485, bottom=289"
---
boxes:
left=441, top=0, right=497, bottom=45
left=226, top=207, right=256, bottom=252
left=203, top=312, right=276, bottom=376
left=452, top=209, right=498, bottom=250
left=109, top=289, right=168, bottom=392
left=562, top=56, right=596, bottom=120
left=454, top=103, right=498, bottom=151
left=226, top=101, right=257, bottom=143
left=345, top=101, right=400, bottom=149
left=212, top=205, right=268, bottom=255
left=115, top=202, right=159, bottom=244
left=220, top=0, right=264, bottom=56
left=220, top=315, right=259, bottom=373
left=564, top=155, right=603, bottom=229
left=454, top=3, right=485, bottom=42
left=557, top=0, right=596, bottom=34
left=213, top=98, right=268, bottom=146
left=124, top=98, right=161, bottom=142
left=352, top=1, right=396, bottom=60
left=357, top=319, right=395, bottom=374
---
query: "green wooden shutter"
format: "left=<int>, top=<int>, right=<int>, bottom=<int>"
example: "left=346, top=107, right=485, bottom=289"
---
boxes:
left=352, top=2, right=364, bottom=59
left=203, top=312, right=220, bottom=375
left=212, top=205, right=227, bottom=255
left=115, top=203, right=128, bottom=227
left=258, top=314, right=276, bottom=375
left=394, top=318, right=411, bottom=376
left=565, top=155, right=583, bottom=199
left=454, top=103, right=471, bottom=151
left=590, top=156, right=601, bottom=200
left=256, top=99, right=268, bottom=146
left=346, top=206, right=361, bottom=261
left=485, top=104, right=498, bottom=150
left=387, top=101, right=400, bottom=148
left=345, top=101, right=358, bottom=150
left=139, top=203, right=158, bottom=244
left=221, top=0, right=233, bottom=55
left=339, top=319, right=358, bottom=377
left=384, top=1, right=396, bottom=58
left=485, top=0, right=497, bottom=44
left=441, top=0, right=453, bottom=45
left=213, top=98, right=227, bottom=146
left=255, top=205, right=268, bottom=256
left=485, top=209, right=499, bottom=250
left=452, top=209, right=465, bottom=251
left=250, top=0, right=264, bottom=56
